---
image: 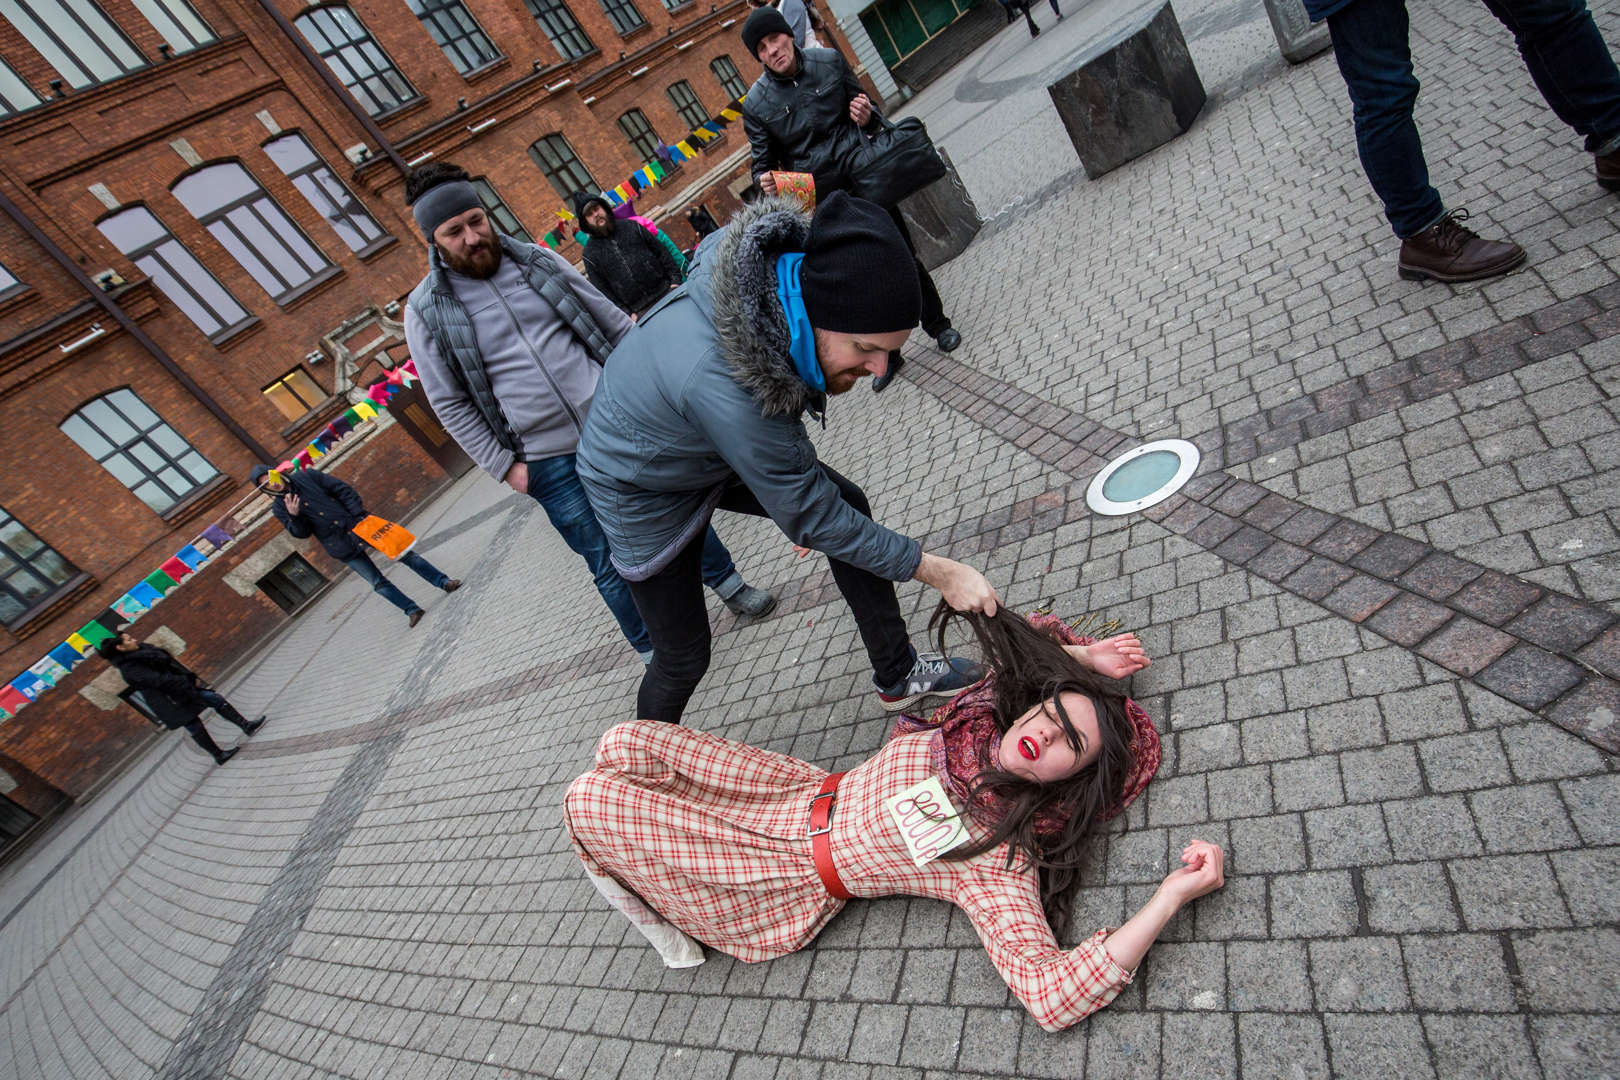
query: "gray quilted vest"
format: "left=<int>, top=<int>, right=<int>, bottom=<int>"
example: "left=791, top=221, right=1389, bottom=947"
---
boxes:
left=407, top=235, right=616, bottom=453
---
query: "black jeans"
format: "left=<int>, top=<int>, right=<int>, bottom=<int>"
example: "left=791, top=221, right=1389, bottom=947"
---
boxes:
left=628, top=465, right=916, bottom=723
left=887, top=206, right=950, bottom=338
left=1327, top=0, right=1620, bottom=237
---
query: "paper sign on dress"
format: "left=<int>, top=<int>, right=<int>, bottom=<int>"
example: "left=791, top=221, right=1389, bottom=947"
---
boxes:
left=885, top=776, right=968, bottom=866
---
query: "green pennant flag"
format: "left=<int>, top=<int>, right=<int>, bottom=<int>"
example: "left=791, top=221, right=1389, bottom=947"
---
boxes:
left=144, top=568, right=180, bottom=594
left=77, top=620, right=116, bottom=648
left=650, top=159, right=667, bottom=180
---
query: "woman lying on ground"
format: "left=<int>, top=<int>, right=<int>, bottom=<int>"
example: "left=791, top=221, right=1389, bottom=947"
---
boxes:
left=565, top=604, right=1225, bottom=1031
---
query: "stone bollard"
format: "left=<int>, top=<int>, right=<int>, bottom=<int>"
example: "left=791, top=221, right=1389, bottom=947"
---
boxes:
left=897, top=149, right=982, bottom=272
left=1046, top=2, right=1206, bottom=181
left=1263, top=0, right=1331, bottom=63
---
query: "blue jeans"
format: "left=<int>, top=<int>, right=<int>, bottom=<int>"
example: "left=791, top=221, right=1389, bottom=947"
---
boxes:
left=525, top=454, right=741, bottom=655
left=342, top=549, right=449, bottom=615
left=1328, top=0, right=1620, bottom=237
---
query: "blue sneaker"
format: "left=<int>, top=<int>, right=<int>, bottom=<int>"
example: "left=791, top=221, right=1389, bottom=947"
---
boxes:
left=877, top=653, right=987, bottom=713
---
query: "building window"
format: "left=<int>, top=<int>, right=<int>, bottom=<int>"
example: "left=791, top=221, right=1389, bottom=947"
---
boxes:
left=0, top=0, right=145, bottom=90
left=666, top=80, right=708, bottom=129
left=0, top=59, right=42, bottom=117
left=96, top=206, right=251, bottom=340
left=262, top=368, right=327, bottom=422
left=520, top=0, right=593, bottom=61
left=0, top=260, right=22, bottom=299
left=60, top=389, right=219, bottom=515
left=711, top=54, right=747, bottom=100
left=528, top=134, right=596, bottom=201
left=616, top=108, right=664, bottom=164
left=263, top=134, right=388, bottom=254
left=473, top=178, right=531, bottom=243
left=0, top=508, right=80, bottom=628
left=0, top=794, right=40, bottom=847
left=405, top=0, right=501, bottom=75
left=598, top=0, right=644, bottom=36
left=130, top=0, right=214, bottom=54
left=293, top=5, right=417, bottom=117
left=257, top=552, right=326, bottom=613
left=171, top=163, right=333, bottom=304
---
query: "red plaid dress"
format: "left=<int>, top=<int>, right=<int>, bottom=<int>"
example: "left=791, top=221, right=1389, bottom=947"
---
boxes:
left=565, top=720, right=1136, bottom=1031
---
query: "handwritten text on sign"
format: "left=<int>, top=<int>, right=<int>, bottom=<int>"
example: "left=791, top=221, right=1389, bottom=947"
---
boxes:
left=885, top=776, right=968, bottom=866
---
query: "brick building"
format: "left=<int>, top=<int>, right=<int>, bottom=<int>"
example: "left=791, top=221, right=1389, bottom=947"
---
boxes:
left=0, top=0, right=871, bottom=859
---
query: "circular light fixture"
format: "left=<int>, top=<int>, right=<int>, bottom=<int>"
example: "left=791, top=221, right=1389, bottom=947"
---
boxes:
left=1085, top=439, right=1201, bottom=516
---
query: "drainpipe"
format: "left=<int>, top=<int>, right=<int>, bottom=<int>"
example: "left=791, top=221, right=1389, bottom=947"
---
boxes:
left=0, top=187, right=277, bottom=464
left=251, top=0, right=409, bottom=173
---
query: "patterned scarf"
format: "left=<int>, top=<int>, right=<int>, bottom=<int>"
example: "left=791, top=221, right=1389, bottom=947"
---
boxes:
left=890, top=614, right=1162, bottom=837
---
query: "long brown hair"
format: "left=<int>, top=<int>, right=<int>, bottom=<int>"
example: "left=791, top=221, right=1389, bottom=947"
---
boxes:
left=929, top=602, right=1137, bottom=941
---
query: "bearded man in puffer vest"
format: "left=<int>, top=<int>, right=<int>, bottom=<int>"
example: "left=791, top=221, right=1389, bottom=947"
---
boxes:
left=401, top=163, right=777, bottom=664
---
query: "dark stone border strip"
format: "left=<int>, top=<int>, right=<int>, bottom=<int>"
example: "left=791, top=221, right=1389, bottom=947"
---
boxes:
left=1210, top=283, right=1620, bottom=467
left=904, top=348, right=1620, bottom=754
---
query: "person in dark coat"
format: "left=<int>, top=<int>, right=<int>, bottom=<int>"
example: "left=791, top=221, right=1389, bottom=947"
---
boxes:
left=1311, top=0, right=1620, bottom=282
left=575, top=193, right=684, bottom=318
left=741, top=5, right=962, bottom=393
left=251, top=465, right=461, bottom=627
left=686, top=204, right=721, bottom=243
left=98, top=633, right=264, bottom=765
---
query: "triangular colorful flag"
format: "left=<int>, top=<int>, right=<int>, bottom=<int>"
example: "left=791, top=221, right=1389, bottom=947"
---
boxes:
left=200, top=523, right=232, bottom=547
left=675, top=142, right=695, bottom=159
left=159, top=555, right=193, bottom=581
left=613, top=183, right=634, bottom=203
left=10, top=673, right=45, bottom=701
left=0, top=686, right=29, bottom=714
left=627, top=173, right=645, bottom=193
left=668, top=143, right=688, bottom=164
left=129, top=581, right=164, bottom=607
left=65, top=632, right=93, bottom=656
left=93, top=608, right=123, bottom=635
left=177, top=544, right=208, bottom=570
left=650, top=159, right=667, bottom=180
left=144, top=569, right=179, bottom=594
left=77, top=620, right=115, bottom=648
left=29, top=656, right=68, bottom=687
left=112, top=593, right=149, bottom=620
left=555, top=207, right=575, bottom=221
left=48, top=642, right=85, bottom=671
left=353, top=401, right=377, bottom=422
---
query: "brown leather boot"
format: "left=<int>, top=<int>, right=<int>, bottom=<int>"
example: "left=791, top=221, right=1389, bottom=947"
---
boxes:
left=1598, top=147, right=1620, bottom=191
left=1397, top=209, right=1525, bottom=283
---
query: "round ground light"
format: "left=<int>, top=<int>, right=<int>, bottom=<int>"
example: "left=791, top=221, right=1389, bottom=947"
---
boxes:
left=1085, top=439, right=1202, bottom=516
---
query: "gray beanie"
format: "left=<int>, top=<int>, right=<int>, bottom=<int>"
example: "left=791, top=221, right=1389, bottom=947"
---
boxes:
left=411, top=179, right=482, bottom=240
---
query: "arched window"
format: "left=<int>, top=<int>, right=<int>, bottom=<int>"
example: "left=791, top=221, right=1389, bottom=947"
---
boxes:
left=616, top=109, right=662, bottom=163
left=97, top=205, right=251, bottom=339
left=171, top=163, right=333, bottom=303
left=528, top=134, right=597, bottom=202
left=405, top=0, right=501, bottom=75
left=710, top=54, right=747, bottom=100
left=666, top=80, right=708, bottom=129
left=520, top=0, right=592, bottom=61
left=61, top=389, right=218, bottom=514
left=293, top=5, right=417, bottom=116
left=263, top=134, right=388, bottom=254
left=0, top=507, right=80, bottom=628
left=0, top=0, right=144, bottom=89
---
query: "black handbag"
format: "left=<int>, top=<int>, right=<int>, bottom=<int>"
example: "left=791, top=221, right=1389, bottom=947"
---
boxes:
left=845, top=116, right=947, bottom=207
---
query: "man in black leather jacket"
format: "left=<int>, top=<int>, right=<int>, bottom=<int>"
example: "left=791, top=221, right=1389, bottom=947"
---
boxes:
left=740, top=7, right=961, bottom=390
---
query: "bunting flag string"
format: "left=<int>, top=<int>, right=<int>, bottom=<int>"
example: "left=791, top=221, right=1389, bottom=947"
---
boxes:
left=0, top=368, right=414, bottom=724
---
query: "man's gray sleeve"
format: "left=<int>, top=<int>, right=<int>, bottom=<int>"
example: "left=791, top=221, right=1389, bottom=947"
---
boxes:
left=405, top=303, right=517, bottom=483
left=778, top=0, right=810, bottom=46
left=682, top=363, right=923, bottom=580
left=541, top=245, right=634, bottom=349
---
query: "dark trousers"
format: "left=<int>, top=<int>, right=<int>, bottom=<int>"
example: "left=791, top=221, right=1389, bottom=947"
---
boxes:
left=182, top=690, right=253, bottom=758
left=887, top=207, right=950, bottom=338
left=627, top=465, right=915, bottom=723
left=1327, top=0, right=1620, bottom=237
left=342, top=549, right=449, bottom=616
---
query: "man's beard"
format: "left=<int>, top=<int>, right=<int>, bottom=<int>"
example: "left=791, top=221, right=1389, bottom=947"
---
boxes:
left=443, top=240, right=501, bottom=279
left=583, top=217, right=614, bottom=238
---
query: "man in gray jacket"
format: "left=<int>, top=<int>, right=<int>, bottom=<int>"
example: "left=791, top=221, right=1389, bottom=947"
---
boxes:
left=402, top=163, right=775, bottom=662
left=576, top=193, right=998, bottom=724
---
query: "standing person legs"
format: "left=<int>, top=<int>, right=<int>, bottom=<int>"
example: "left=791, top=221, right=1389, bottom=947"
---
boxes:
left=342, top=549, right=423, bottom=616
left=526, top=454, right=654, bottom=657
left=884, top=207, right=956, bottom=346
left=181, top=719, right=234, bottom=764
left=625, top=533, right=711, bottom=723
left=398, top=550, right=459, bottom=591
left=196, top=689, right=265, bottom=734
left=698, top=527, right=777, bottom=617
left=1478, top=0, right=1620, bottom=163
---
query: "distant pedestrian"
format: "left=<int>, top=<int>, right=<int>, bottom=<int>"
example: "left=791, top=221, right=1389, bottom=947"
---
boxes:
left=575, top=192, right=684, bottom=319
left=1314, top=0, right=1620, bottom=282
left=402, top=162, right=776, bottom=665
left=252, top=465, right=461, bottom=628
left=685, top=204, right=721, bottom=242
left=99, top=634, right=265, bottom=765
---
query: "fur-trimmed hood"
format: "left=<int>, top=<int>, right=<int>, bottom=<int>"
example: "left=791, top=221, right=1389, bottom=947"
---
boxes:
left=704, top=195, right=821, bottom=419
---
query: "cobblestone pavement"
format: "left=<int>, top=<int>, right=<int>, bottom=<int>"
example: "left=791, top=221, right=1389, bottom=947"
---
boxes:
left=3, top=0, right=1619, bottom=1076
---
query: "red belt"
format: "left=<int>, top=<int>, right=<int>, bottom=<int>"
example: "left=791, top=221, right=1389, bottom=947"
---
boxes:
left=809, top=771, right=853, bottom=900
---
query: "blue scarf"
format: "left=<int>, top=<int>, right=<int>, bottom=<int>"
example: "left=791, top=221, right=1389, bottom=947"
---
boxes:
left=775, top=252, right=824, bottom=393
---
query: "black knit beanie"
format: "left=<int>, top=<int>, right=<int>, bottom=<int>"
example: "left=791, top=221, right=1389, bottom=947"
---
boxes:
left=799, top=192, right=921, bottom=334
left=742, top=7, right=794, bottom=58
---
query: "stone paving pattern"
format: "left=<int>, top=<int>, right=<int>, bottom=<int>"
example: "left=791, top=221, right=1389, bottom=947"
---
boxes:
left=2, top=0, right=1618, bottom=1076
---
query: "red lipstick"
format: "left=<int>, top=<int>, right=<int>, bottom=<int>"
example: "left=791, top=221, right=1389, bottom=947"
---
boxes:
left=1019, top=736, right=1039, bottom=761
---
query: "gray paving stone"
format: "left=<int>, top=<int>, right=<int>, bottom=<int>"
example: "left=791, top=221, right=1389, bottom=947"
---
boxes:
left=1082, top=1011, right=1158, bottom=1080
left=1424, top=1015, right=1543, bottom=1080
left=1514, top=926, right=1620, bottom=1013
left=1241, top=712, right=1313, bottom=764
left=1418, top=731, right=1513, bottom=792
left=1531, top=1015, right=1620, bottom=1080
left=1230, top=815, right=1307, bottom=875
left=1449, top=855, right=1572, bottom=931
left=1363, top=862, right=1461, bottom=933
left=1304, top=804, right=1393, bottom=868
left=1339, top=744, right=1425, bottom=803
left=1237, top=1015, right=1331, bottom=1080
left=1141, top=942, right=1225, bottom=1011
left=1307, top=698, right=1387, bottom=752
left=1469, top=783, right=1582, bottom=854
left=1323, top=1014, right=1436, bottom=1080
left=1193, top=875, right=1268, bottom=943
left=1272, top=757, right=1345, bottom=813
left=1384, top=795, right=1485, bottom=861
left=1308, top=938, right=1411, bottom=1012
left=1551, top=847, right=1620, bottom=925
left=1269, top=872, right=1359, bottom=938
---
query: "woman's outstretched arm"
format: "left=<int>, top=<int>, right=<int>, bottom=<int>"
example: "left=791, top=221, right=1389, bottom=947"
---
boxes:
left=1063, top=632, right=1151, bottom=680
left=1101, top=839, right=1225, bottom=971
